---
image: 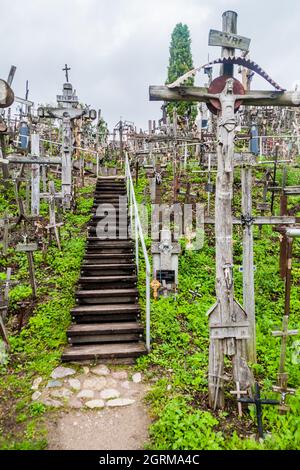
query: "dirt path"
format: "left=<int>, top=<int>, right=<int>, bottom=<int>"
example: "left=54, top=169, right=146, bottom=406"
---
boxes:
left=31, top=364, right=151, bottom=450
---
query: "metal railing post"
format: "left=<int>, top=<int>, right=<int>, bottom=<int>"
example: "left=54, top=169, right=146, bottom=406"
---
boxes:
left=135, top=208, right=139, bottom=273
left=125, top=152, right=151, bottom=351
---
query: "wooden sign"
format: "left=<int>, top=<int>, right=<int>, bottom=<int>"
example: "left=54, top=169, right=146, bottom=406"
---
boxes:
left=209, top=29, right=251, bottom=51
left=16, top=242, right=38, bottom=252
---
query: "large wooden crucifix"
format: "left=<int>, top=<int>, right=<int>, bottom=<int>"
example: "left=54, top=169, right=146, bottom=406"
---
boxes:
left=149, top=10, right=300, bottom=409
left=37, top=79, right=96, bottom=208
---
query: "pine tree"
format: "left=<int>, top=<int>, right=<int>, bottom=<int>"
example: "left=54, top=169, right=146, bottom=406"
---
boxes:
left=166, top=23, right=196, bottom=122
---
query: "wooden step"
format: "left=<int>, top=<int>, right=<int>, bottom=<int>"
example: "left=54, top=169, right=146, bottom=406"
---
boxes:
left=67, top=322, right=144, bottom=344
left=81, top=264, right=135, bottom=275
left=85, top=247, right=133, bottom=255
left=71, top=303, right=140, bottom=322
left=79, top=275, right=137, bottom=281
left=83, top=254, right=134, bottom=264
left=62, top=342, right=147, bottom=363
left=86, top=239, right=133, bottom=245
left=76, top=288, right=138, bottom=304
left=78, top=275, right=137, bottom=288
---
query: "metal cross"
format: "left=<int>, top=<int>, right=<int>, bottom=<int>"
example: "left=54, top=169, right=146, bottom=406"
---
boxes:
left=189, top=287, right=202, bottom=302
left=238, top=382, right=279, bottom=438
left=62, top=64, right=71, bottom=83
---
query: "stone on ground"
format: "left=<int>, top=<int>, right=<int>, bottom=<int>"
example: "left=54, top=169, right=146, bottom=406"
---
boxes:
left=31, top=391, right=42, bottom=401
left=68, top=378, right=81, bottom=390
left=31, top=377, right=43, bottom=390
left=46, top=380, right=63, bottom=388
left=51, top=366, right=76, bottom=379
left=85, top=399, right=105, bottom=409
left=112, top=370, right=128, bottom=380
left=100, top=388, right=120, bottom=400
left=121, top=381, right=130, bottom=390
left=83, top=377, right=106, bottom=391
left=41, top=398, right=62, bottom=408
left=91, top=365, right=110, bottom=376
left=77, top=389, right=94, bottom=399
left=132, top=373, right=142, bottom=383
left=68, top=398, right=83, bottom=409
left=51, top=388, right=73, bottom=398
left=107, top=398, right=135, bottom=407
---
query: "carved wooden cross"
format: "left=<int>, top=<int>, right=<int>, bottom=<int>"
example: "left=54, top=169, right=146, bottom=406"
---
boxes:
left=272, top=315, right=299, bottom=389
left=230, top=381, right=247, bottom=417
left=149, top=11, right=300, bottom=409
left=16, top=235, right=38, bottom=298
left=45, top=181, right=63, bottom=250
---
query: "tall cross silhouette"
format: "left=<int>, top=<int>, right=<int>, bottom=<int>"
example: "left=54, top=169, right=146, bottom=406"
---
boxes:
left=62, top=64, right=71, bottom=82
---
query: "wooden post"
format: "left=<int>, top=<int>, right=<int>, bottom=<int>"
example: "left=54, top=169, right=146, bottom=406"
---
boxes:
left=61, top=115, right=72, bottom=208
left=220, top=11, right=238, bottom=76
left=241, top=167, right=256, bottom=363
left=279, top=192, right=288, bottom=278
left=31, top=133, right=40, bottom=216
left=16, top=240, right=37, bottom=298
left=272, top=316, right=298, bottom=389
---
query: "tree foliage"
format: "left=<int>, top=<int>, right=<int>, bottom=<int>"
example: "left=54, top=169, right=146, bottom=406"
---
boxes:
left=166, top=23, right=196, bottom=123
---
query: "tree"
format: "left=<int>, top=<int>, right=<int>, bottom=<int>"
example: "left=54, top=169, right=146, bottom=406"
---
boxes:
left=166, top=23, right=196, bottom=123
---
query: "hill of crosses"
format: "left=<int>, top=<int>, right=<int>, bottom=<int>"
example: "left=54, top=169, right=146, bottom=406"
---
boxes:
left=0, top=6, right=300, bottom=455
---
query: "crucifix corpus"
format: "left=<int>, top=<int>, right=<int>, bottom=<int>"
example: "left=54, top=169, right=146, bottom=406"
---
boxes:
left=149, top=10, right=300, bottom=409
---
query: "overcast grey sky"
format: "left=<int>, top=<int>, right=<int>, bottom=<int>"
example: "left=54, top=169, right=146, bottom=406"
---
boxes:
left=1, top=0, right=300, bottom=129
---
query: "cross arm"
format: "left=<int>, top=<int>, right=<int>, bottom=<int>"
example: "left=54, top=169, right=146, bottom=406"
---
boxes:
left=149, top=85, right=213, bottom=103
left=235, top=90, right=300, bottom=107
left=149, top=85, right=300, bottom=108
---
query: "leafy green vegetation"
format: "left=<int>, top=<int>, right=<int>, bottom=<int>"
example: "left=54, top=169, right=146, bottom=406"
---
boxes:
left=166, top=23, right=196, bottom=121
left=135, top=162, right=300, bottom=450
left=0, top=181, right=95, bottom=450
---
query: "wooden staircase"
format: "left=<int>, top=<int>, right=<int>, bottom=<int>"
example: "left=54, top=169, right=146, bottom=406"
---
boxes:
left=62, top=177, right=147, bottom=364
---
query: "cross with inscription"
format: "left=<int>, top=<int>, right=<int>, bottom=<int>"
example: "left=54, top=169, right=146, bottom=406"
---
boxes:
left=149, top=10, right=300, bottom=409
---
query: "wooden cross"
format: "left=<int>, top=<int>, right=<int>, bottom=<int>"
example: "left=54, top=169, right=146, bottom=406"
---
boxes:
left=230, top=381, right=248, bottom=417
left=150, top=10, right=300, bottom=409
left=0, top=268, right=18, bottom=349
left=16, top=235, right=38, bottom=298
left=272, top=315, right=299, bottom=389
left=238, top=383, right=280, bottom=438
left=272, top=383, right=295, bottom=414
left=45, top=181, right=63, bottom=250
left=0, top=212, right=15, bottom=255
left=151, top=279, right=161, bottom=300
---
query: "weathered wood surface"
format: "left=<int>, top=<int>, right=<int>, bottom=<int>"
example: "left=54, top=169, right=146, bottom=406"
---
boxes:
left=5, top=155, right=62, bottom=164
left=209, top=29, right=251, bottom=51
left=149, top=86, right=300, bottom=107
left=242, top=167, right=256, bottom=363
left=31, top=134, right=40, bottom=216
left=204, top=216, right=296, bottom=225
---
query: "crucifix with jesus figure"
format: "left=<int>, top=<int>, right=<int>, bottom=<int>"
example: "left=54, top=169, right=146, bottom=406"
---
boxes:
left=149, top=10, right=300, bottom=409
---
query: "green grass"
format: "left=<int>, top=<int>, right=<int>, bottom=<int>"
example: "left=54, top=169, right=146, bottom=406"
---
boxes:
left=0, top=181, right=95, bottom=450
left=135, top=162, right=300, bottom=450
